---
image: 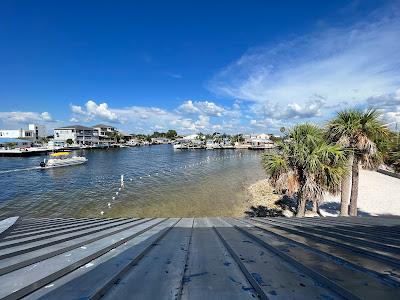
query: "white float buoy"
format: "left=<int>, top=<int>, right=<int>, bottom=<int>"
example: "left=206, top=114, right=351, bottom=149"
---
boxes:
left=112, top=197, right=115, bottom=200
left=107, top=203, right=111, bottom=208
left=116, top=192, right=119, bottom=196
left=118, top=187, right=121, bottom=191
left=100, top=211, right=104, bottom=215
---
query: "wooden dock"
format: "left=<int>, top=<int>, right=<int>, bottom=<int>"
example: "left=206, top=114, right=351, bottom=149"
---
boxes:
left=0, top=216, right=399, bottom=299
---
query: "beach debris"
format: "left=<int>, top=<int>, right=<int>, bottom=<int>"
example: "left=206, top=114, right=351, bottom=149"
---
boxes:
left=112, top=196, right=115, bottom=200
left=100, top=211, right=104, bottom=215
left=107, top=203, right=111, bottom=208
left=116, top=192, right=119, bottom=196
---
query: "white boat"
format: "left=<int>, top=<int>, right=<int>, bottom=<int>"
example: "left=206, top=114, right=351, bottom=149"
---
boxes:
left=173, top=143, right=189, bottom=149
left=40, top=152, right=87, bottom=169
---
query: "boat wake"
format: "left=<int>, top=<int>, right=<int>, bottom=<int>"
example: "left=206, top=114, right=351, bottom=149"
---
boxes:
left=0, top=166, right=42, bottom=174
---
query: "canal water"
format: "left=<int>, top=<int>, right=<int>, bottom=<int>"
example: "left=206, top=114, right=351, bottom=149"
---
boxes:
left=0, top=145, right=266, bottom=218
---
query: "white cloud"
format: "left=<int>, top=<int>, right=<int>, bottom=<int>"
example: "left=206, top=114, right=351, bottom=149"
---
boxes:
left=0, top=111, right=53, bottom=124
left=85, top=100, right=118, bottom=121
left=40, top=112, right=53, bottom=121
left=364, top=89, right=400, bottom=126
left=209, top=5, right=400, bottom=122
left=71, top=105, right=86, bottom=115
left=178, top=100, right=199, bottom=114
left=178, top=100, right=225, bottom=116
left=195, top=115, right=210, bottom=129
left=69, top=100, right=118, bottom=123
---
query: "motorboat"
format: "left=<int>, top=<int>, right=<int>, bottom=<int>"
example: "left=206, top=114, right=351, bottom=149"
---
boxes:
left=40, top=152, right=87, bottom=168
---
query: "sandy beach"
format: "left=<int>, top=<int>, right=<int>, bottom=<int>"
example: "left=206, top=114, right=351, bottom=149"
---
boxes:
left=246, top=169, right=400, bottom=217
left=321, top=170, right=400, bottom=216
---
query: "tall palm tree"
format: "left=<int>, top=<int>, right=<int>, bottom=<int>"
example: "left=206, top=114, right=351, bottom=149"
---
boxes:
left=327, top=109, right=388, bottom=216
left=263, top=124, right=347, bottom=217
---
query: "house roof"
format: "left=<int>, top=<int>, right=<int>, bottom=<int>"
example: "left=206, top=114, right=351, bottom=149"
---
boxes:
left=92, top=124, right=115, bottom=128
left=54, top=125, right=94, bottom=130
left=118, top=132, right=132, bottom=137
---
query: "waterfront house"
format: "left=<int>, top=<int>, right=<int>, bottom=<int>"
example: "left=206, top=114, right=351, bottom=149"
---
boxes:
left=119, top=132, right=134, bottom=142
left=0, top=124, right=46, bottom=141
left=54, top=125, right=99, bottom=146
left=249, top=137, right=275, bottom=149
left=28, top=124, right=47, bottom=140
left=92, top=124, right=119, bottom=144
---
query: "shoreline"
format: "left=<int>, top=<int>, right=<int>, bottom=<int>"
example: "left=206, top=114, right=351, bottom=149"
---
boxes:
left=245, top=169, right=400, bottom=217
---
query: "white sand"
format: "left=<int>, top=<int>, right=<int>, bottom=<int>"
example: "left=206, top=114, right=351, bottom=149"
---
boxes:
left=321, top=170, right=400, bottom=216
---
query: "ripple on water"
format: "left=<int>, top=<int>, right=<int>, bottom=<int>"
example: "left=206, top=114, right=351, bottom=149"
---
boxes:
left=0, top=145, right=266, bottom=218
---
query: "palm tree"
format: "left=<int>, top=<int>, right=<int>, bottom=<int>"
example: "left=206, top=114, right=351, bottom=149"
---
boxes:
left=327, top=109, right=388, bottom=216
left=263, top=124, right=347, bottom=217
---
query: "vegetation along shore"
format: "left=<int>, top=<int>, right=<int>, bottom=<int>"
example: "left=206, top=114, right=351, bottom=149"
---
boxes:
left=248, top=109, right=400, bottom=218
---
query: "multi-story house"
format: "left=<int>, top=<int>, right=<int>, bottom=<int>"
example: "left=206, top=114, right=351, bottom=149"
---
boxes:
left=91, top=124, right=118, bottom=144
left=53, top=125, right=99, bottom=145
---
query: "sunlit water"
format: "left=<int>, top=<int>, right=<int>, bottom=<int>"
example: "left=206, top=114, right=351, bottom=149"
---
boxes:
left=0, top=145, right=266, bottom=218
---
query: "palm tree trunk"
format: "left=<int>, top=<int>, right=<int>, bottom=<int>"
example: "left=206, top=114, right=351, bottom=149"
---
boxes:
left=312, top=200, right=317, bottom=213
left=296, top=191, right=307, bottom=217
left=349, top=156, right=360, bottom=216
left=340, top=154, right=353, bottom=216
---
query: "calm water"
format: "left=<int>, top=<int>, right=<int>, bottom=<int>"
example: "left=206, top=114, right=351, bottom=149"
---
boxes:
left=0, top=145, right=266, bottom=218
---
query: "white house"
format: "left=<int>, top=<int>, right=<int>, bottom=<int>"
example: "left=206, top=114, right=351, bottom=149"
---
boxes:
left=53, top=125, right=99, bottom=145
left=28, top=124, right=46, bottom=140
left=92, top=124, right=118, bottom=144
left=0, top=124, right=46, bottom=141
left=0, top=129, right=34, bottom=139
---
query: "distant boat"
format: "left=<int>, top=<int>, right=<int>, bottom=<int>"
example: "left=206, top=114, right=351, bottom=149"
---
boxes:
left=40, top=152, right=87, bottom=169
left=173, top=143, right=189, bottom=150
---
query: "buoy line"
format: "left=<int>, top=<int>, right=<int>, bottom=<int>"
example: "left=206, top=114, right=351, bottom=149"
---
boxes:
left=100, top=152, right=262, bottom=215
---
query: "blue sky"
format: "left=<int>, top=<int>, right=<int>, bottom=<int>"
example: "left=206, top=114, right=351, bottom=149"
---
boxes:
left=0, top=0, right=399, bottom=134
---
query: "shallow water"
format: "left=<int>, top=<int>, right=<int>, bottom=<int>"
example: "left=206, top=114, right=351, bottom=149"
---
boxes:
left=0, top=145, right=266, bottom=218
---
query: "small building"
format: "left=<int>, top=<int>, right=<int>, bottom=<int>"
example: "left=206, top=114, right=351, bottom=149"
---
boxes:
left=250, top=138, right=275, bottom=150
left=53, top=125, right=99, bottom=146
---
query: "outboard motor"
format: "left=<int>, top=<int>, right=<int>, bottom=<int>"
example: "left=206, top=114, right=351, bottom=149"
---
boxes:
left=40, top=161, right=46, bottom=168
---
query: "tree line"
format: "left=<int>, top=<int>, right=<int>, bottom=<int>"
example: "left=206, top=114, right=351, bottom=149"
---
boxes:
left=263, top=109, right=400, bottom=217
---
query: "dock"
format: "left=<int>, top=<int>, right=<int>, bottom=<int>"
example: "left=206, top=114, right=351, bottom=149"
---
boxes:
left=0, top=148, right=53, bottom=157
left=0, top=216, right=399, bottom=299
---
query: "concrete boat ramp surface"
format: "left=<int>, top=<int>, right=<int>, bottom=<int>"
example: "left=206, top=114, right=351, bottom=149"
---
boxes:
left=0, top=216, right=399, bottom=299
